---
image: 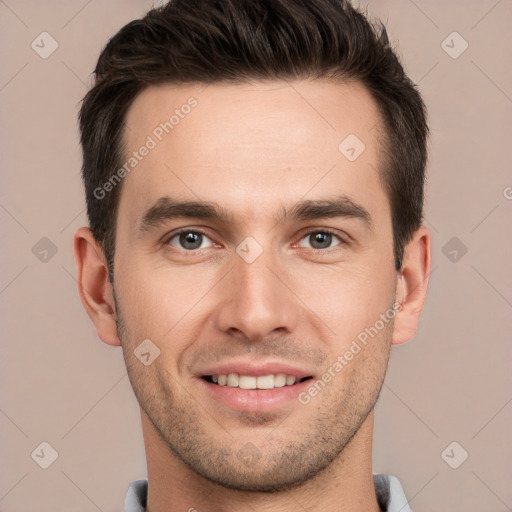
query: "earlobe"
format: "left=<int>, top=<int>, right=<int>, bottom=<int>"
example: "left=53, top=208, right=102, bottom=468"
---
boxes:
left=73, top=227, right=121, bottom=347
left=391, top=225, right=431, bottom=346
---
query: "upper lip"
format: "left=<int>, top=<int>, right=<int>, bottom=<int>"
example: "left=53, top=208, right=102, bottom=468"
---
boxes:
left=196, top=359, right=314, bottom=379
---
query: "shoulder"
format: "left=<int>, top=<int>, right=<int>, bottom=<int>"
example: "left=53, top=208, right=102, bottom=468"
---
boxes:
left=124, top=476, right=413, bottom=512
left=374, top=474, right=413, bottom=512
left=124, top=479, right=148, bottom=512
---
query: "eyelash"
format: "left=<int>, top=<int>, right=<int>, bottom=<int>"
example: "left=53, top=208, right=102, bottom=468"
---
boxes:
left=164, top=227, right=347, bottom=253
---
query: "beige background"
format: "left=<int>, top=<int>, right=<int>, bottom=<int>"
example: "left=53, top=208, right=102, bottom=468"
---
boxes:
left=1, top=1, right=511, bottom=511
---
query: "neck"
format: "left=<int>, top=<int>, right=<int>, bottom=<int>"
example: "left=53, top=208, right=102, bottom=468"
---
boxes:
left=142, top=410, right=381, bottom=512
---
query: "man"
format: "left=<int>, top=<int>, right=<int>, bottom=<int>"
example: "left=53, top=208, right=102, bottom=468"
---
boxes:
left=73, top=0, right=430, bottom=510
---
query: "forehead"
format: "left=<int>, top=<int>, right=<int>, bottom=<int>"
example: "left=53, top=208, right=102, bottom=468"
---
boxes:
left=119, top=79, right=387, bottom=225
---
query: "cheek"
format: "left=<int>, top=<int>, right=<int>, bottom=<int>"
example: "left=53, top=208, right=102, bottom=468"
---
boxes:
left=291, top=261, right=396, bottom=345
left=114, top=258, right=215, bottom=350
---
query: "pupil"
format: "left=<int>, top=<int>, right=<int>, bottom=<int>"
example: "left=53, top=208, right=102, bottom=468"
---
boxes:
left=311, top=232, right=331, bottom=249
left=181, top=232, right=201, bottom=250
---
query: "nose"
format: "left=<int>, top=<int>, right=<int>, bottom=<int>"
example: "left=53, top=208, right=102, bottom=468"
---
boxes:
left=215, top=248, right=300, bottom=342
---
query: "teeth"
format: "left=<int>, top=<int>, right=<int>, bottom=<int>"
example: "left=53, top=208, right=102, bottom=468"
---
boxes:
left=274, top=373, right=286, bottom=387
left=286, top=375, right=296, bottom=386
left=210, top=373, right=303, bottom=389
left=227, top=373, right=239, bottom=387
left=256, top=375, right=274, bottom=389
left=239, top=375, right=256, bottom=389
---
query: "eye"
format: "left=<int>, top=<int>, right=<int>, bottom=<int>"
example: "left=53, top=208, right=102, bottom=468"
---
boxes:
left=166, top=229, right=215, bottom=251
left=297, top=230, right=344, bottom=250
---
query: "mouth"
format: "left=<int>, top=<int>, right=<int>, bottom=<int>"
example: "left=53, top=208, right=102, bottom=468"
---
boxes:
left=201, top=373, right=313, bottom=389
left=198, top=372, right=315, bottom=412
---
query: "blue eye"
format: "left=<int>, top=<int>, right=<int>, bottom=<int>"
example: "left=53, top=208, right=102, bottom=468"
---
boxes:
left=167, top=230, right=214, bottom=251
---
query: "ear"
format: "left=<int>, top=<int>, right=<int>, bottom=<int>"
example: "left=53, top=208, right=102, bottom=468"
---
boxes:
left=73, top=227, right=121, bottom=347
left=391, top=225, right=431, bottom=346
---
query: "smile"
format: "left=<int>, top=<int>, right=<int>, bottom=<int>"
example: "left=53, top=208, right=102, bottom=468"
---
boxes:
left=199, top=374, right=314, bottom=412
left=203, top=373, right=312, bottom=389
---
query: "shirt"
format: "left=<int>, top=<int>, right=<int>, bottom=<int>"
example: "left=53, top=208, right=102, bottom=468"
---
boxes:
left=124, top=474, right=412, bottom=511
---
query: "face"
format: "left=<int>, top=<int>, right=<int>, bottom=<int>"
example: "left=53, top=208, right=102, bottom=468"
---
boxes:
left=113, top=80, right=398, bottom=491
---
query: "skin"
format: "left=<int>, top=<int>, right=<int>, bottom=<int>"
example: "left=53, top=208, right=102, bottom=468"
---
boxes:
left=74, top=79, right=430, bottom=512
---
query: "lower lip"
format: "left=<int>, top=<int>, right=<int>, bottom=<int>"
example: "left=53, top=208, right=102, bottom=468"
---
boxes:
left=198, top=378, right=312, bottom=412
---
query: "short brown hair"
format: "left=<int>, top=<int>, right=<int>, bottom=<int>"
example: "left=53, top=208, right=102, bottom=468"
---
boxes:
left=79, top=0, right=428, bottom=279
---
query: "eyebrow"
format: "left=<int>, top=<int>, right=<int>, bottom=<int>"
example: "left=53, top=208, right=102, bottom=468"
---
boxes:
left=139, top=194, right=372, bottom=232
